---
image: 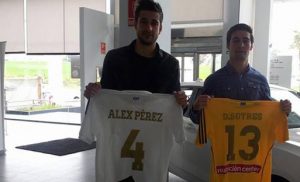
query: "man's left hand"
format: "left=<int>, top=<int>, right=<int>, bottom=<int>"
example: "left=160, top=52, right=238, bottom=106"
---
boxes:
left=174, top=91, right=188, bottom=108
left=280, top=99, right=292, bottom=116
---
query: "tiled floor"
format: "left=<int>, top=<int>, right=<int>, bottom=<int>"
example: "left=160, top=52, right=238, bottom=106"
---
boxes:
left=0, top=119, right=186, bottom=182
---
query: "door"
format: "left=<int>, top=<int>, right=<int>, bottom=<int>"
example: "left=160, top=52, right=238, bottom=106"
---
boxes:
left=79, top=8, right=114, bottom=122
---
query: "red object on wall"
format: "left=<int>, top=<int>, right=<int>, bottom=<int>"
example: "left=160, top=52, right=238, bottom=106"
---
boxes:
left=100, top=42, right=106, bottom=54
left=128, top=0, right=136, bottom=26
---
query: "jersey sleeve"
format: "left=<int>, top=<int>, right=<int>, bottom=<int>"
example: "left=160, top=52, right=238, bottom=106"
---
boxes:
left=170, top=98, right=185, bottom=144
left=195, top=109, right=208, bottom=147
left=274, top=109, right=289, bottom=143
left=79, top=98, right=96, bottom=144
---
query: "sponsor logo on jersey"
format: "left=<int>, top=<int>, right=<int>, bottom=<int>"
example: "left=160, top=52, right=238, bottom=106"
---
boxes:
left=216, top=164, right=261, bottom=174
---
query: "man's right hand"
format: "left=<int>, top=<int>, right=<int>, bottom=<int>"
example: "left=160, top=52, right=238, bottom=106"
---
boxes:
left=84, top=82, right=101, bottom=99
left=192, top=95, right=211, bottom=110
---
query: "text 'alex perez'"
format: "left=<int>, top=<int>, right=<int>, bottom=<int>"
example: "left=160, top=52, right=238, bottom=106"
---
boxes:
left=108, top=109, right=163, bottom=122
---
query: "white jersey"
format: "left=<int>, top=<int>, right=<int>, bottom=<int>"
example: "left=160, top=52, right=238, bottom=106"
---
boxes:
left=79, top=89, right=185, bottom=182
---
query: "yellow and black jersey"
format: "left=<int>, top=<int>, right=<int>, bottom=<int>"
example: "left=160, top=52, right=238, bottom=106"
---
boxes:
left=196, top=98, right=288, bottom=182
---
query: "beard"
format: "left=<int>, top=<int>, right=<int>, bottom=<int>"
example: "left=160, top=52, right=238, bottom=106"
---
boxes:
left=137, top=32, right=158, bottom=46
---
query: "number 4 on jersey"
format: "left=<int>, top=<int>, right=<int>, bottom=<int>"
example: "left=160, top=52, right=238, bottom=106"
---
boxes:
left=121, top=129, right=145, bottom=171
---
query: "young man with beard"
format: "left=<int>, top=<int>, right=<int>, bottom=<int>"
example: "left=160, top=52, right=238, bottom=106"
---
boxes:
left=84, top=0, right=187, bottom=107
left=81, top=1, right=187, bottom=181
left=190, top=23, right=291, bottom=123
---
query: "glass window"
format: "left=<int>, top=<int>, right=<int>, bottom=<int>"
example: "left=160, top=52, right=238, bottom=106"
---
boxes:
left=198, top=54, right=213, bottom=81
left=176, top=55, right=194, bottom=82
left=4, top=54, right=81, bottom=124
left=176, top=56, right=183, bottom=82
left=183, top=57, right=194, bottom=82
left=214, top=54, right=222, bottom=71
left=271, top=0, right=300, bottom=91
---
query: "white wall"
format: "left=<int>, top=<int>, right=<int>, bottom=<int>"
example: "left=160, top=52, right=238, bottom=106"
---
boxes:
left=0, top=41, right=6, bottom=154
left=239, top=0, right=255, bottom=65
left=253, top=0, right=272, bottom=79
left=221, top=0, right=240, bottom=66
left=239, top=0, right=255, bottom=26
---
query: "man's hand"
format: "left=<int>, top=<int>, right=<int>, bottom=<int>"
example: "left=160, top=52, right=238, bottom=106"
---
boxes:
left=280, top=99, right=292, bottom=116
left=84, top=82, right=101, bottom=99
left=193, top=95, right=211, bottom=110
left=174, top=91, right=188, bottom=108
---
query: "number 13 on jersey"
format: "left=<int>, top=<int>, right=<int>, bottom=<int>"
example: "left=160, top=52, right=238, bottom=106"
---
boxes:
left=225, top=125, right=261, bottom=161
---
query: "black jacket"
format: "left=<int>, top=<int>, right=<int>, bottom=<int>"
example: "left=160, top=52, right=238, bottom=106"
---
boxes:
left=100, top=40, right=180, bottom=94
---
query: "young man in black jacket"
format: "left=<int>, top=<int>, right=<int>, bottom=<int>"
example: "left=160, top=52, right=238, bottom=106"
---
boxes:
left=84, top=0, right=187, bottom=107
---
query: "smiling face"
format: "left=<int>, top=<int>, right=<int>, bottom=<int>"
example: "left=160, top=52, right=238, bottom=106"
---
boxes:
left=228, top=30, right=253, bottom=62
left=134, top=10, right=162, bottom=46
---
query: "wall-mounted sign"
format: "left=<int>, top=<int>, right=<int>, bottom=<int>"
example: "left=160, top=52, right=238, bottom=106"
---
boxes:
left=100, top=42, right=106, bottom=54
left=269, top=56, right=292, bottom=88
left=128, top=0, right=136, bottom=26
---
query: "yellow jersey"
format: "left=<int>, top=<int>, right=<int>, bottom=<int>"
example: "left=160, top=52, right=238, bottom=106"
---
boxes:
left=196, top=98, right=288, bottom=182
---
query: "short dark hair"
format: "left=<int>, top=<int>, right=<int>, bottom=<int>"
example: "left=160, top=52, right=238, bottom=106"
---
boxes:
left=226, top=23, right=254, bottom=47
left=134, top=0, right=163, bottom=23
